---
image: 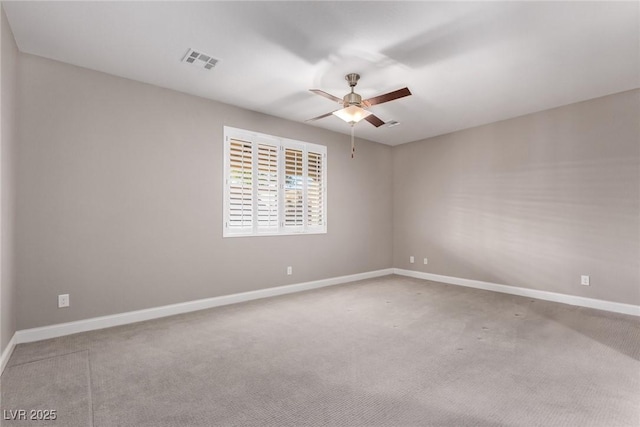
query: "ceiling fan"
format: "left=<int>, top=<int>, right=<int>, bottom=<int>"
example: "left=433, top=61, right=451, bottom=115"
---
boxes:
left=307, top=73, right=411, bottom=128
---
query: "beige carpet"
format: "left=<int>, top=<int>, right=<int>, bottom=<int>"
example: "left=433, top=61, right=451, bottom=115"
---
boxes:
left=1, top=275, right=639, bottom=426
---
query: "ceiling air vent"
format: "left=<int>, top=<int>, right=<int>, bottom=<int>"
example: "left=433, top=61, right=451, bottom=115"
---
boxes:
left=182, top=48, right=219, bottom=70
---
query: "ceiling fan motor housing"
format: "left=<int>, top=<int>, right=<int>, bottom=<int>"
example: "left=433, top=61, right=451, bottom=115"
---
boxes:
left=343, top=91, right=362, bottom=107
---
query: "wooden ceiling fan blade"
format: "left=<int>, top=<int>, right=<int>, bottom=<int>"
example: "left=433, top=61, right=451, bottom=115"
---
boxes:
left=364, top=114, right=385, bottom=127
left=309, top=89, right=343, bottom=104
left=363, top=87, right=411, bottom=107
left=305, top=110, right=337, bottom=122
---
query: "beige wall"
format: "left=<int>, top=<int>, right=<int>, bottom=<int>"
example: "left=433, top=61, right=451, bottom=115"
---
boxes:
left=393, top=90, right=640, bottom=305
left=15, top=54, right=393, bottom=330
left=10, top=49, right=640, bottom=331
left=1, top=5, right=19, bottom=352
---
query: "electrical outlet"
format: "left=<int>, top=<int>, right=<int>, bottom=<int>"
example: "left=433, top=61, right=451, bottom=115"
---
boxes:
left=287, top=266, right=293, bottom=275
left=58, top=294, right=70, bottom=308
left=581, top=275, right=590, bottom=286
left=409, top=256, right=414, bottom=264
left=423, top=258, right=428, bottom=265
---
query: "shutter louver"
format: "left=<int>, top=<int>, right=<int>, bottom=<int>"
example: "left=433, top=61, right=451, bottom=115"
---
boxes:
left=227, top=139, right=253, bottom=232
left=257, top=143, right=279, bottom=230
left=284, top=148, right=304, bottom=228
left=307, top=151, right=324, bottom=228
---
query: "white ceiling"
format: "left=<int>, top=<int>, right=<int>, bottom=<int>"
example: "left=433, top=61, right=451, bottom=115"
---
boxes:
left=4, top=1, right=639, bottom=146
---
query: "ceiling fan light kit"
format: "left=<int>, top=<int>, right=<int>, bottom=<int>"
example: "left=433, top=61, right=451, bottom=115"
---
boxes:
left=308, top=73, right=412, bottom=157
left=332, top=105, right=371, bottom=125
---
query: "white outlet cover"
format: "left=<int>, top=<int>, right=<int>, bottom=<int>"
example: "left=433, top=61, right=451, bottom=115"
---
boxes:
left=581, top=275, right=590, bottom=286
left=58, top=294, right=70, bottom=308
left=423, top=258, right=428, bottom=264
left=409, top=256, right=415, bottom=263
left=287, top=266, right=292, bottom=275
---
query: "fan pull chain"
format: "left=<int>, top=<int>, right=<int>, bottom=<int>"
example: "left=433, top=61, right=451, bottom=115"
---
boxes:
left=351, top=125, right=355, bottom=158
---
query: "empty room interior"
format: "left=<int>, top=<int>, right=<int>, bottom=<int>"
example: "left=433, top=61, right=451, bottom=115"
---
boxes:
left=0, top=2, right=639, bottom=426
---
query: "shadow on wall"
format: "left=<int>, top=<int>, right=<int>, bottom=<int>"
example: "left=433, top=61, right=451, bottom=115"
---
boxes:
left=438, top=157, right=639, bottom=295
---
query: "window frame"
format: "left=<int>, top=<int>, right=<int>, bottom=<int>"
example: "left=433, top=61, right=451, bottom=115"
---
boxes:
left=223, top=126, right=327, bottom=237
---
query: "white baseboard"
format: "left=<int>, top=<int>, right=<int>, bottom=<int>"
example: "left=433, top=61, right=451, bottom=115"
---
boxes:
left=394, top=268, right=640, bottom=317
left=1, top=333, right=17, bottom=375
left=15, top=268, right=394, bottom=344
left=13, top=267, right=635, bottom=347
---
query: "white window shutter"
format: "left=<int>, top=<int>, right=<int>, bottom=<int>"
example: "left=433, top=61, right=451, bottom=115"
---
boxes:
left=283, top=146, right=304, bottom=231
left=226, top=138, right=253, bottom=234
left=224, top=127, right=327, bottom=237
left=307, top=150, right=325, bottom=229
left=256, top=143, right=279, bottom=232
